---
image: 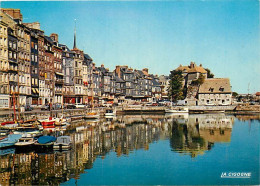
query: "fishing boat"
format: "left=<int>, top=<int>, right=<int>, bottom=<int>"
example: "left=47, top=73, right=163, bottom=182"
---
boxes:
left=15, top=136, right=35, bottom=148
left=1, top=121, right=18, bottom=129
left=0, top=134, right=22, bottom=149
left=85, top=112, right=99, bottom=119
left=38, top=117, right=56, bottom=129
left=53, top=136, right=71, bottom=150
left=34, top=135, right=56, bottom=150
left=13, top=126, right=42, bottom=137
left=165, top=107, right=189, bottom=113
left=105, top=108, right=116, bottom=116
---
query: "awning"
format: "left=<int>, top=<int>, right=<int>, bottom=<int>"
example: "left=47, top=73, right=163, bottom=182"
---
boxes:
left=55, top=72, right=64, bottom=76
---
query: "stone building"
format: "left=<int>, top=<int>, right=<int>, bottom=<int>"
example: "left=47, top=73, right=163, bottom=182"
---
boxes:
left=198, top=78, right=232, bottom=106
left=158, top=75, right=169, bottom=100
left=0, top=10, right=10, bottom=108
left=7, top=21, right=19, bottom=108
left=30, top=29, right=39, bottom=105
left=59, top=44, right=74, bottom=104
left=44, top=35, right=54, bottom=105
left=175, top=62, right=207, bottom=87
left=50, top=33, right=63, bottom=104
left=17, top=23, right=31, bottom=106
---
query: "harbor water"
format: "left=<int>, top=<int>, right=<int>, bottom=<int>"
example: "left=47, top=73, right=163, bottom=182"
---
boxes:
left=0, top=114, right=259, bottom=185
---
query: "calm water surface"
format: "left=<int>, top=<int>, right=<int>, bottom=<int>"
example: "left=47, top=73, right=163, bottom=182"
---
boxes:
left=0, top=114, right=259, bottom=185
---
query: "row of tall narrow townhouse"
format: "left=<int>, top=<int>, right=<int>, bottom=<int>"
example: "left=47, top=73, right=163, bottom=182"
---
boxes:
left=0, top=8, right=168, bottom=109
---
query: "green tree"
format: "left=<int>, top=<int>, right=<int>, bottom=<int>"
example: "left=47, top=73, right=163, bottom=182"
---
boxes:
left=232, top=92, right=238, bottom=98
left=168, top=70, right=184, bottom=102
left=205, top=68, right=214, bottom=78
left=191, top=74, right=205, bottom=85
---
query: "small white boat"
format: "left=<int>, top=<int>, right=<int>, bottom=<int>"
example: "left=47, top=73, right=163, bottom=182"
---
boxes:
left=105, top=109, right=116, bottom=116
left=13, top=127, right=42, bottom=137
left=85, top=112, right=99, bottom=119
left=165, top=107, right=189, bottom=113
left=15, top=137, right=35, bottom=147
left=53, top=136, right=71, bottom=150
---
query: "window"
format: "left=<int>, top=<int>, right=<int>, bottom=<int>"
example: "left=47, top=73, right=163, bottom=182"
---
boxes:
left=219, top=87, right=224, bottom=92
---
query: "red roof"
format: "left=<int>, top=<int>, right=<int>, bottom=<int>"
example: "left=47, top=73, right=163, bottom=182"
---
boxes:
left=256, top=92, right=260, bottom=96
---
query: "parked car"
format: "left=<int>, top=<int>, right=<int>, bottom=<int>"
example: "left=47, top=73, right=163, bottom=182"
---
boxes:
left=41, top=105, right=50, bottom=110
left=24, top=105, right=33, bottom=111
left=152, top=103, right=158, bottom=106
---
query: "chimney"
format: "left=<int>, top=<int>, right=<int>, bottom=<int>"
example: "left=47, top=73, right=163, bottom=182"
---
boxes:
left=200, top=64, right=202, bottom=67
left=190, top=62, right=195, bottom=68
left=101, top=64, right=104, bottom=68
left=115, top=66, right=121, bottom=77
left=23, top=22, right=41, bottom=30
left=142, top=68, right=148, bottom=74
left=50, top=33, right=58, bottom=42
left=2, top=8, right=23, bottom=21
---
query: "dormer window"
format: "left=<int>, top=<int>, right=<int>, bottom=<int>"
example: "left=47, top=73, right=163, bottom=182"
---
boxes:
left=219, top=87, right=224, bottom=92
left=209, top=87, right=214, bottom=92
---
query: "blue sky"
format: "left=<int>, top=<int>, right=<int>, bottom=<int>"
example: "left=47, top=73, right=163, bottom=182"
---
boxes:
left=1, top=1, right=259, bottom=93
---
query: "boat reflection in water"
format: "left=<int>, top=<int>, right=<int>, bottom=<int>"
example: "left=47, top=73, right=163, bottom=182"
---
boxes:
left=0, top=114, right=255, bottom=185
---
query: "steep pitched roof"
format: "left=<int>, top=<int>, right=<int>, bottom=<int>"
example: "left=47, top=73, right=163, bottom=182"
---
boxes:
left=84, top=54, right=93, bottom=61
left=44, top=36, right=54, bottom=44
left=199, top=78, right=231, bottom=94
left=176, top=62, right=207, bottom=74
left=152, top=79, right=160, bottom=86
left=188, top=65, right=207, bottom=73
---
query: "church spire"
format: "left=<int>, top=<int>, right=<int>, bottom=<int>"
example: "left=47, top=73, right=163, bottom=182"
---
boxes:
left=73, top=19, right=77, bottom=49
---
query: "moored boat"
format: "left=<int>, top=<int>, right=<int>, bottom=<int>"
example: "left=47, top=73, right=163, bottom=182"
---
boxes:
left=53, top=136, right=71, bottom=150
left=15, top=137, right=35, bottom=148
left=105, top=109, right=116, bottom=116
left=13, top=126, right=42, bottom=137
left=0, top=134, right=22, bottom=149
left=38, top=117, right=56, bottom=129
left=85, top=112, right=99, bottom=119
left=34, top=135, right=56, bottom=150
left=1, top=121, right=18, bottom=129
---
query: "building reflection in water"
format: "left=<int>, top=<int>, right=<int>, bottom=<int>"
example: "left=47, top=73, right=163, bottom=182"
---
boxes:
left=170, top=114, right=234, bottom=158
left=0, top=113, right=239, bottom=185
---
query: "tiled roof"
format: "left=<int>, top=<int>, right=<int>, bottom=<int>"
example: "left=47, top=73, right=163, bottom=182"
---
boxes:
left=199, top=78, right=231, bottom=94
left=176, top=62, right=207, bottom=74
left=188, top=65, right=207, bottom=73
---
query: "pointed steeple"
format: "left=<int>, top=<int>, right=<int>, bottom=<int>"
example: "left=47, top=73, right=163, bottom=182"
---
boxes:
left=73, top=19, right=77, bottom=49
